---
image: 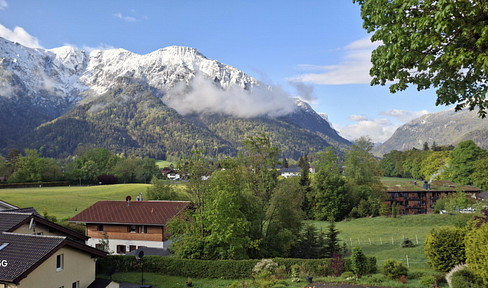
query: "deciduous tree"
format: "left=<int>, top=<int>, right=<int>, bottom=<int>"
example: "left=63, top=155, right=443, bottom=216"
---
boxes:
left=354, top=0, right=488, bottom=117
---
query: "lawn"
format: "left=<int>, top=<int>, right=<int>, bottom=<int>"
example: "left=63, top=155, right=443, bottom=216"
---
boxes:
left=104, top=272, right=306, bottom=288
left=0, top=183, right=188, bottom=220
left=312, top=213, right=471, bottom=271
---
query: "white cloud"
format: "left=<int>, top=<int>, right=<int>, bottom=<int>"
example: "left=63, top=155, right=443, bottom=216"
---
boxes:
left=339, top=109, right=429, bottom=143
left=81, top=43, right=115, bottom=53
left=0, top=24, right=42, bottom=48
left=292, top=37, right=380, bottom=85
left=114, top=12, right=137, bottom=22
left=0, top=0, right=7, bottom=10
left=379, top=109, right=429, bottom=123
left=339, top=116, right=397, bottom=143
left=165, top=73, right=296, bottom=118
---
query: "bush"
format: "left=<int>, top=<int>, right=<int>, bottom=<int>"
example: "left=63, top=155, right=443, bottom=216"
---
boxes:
left=419, top=275, right=436, bottom=287
left=465, top=222, right=488, bottom=285
left=350, top=247, right=368, bottom=279
left=451, top=269, right=485, bottom=288
left=424, top=226, right=466, bottom=272
left=253, top=259, right=278, bottom=277
left=401, top=238, right=415, bottom=248
left=340, top=271, right=356, bottom=280
left=382, top=259, right=408, bottom=280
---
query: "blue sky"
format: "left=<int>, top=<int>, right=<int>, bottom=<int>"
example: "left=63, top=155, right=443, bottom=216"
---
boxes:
left=0, top=0, right=453, bottom=142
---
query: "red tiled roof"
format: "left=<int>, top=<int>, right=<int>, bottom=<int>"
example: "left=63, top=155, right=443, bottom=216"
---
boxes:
left=69, top=200, right=190, bottom=225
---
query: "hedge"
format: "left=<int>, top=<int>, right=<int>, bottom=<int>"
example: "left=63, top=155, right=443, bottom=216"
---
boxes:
left=97, top=255, right=376, bottom=279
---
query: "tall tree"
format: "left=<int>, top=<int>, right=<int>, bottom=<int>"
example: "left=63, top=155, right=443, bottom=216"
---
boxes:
left=345, top=137, right=384, bottom=208
left=298, top=154, right=313, bottom=218
left=445, top=140, right=486, bottom=185
left=313, top=147, right=349, bottom=221
left=354, top=0, right=488, bottom=117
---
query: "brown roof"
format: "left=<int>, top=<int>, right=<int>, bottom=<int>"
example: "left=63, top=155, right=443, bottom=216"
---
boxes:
left=0, top=232, right=106, bottom=284
left=69, top=200, right=190, bottom=225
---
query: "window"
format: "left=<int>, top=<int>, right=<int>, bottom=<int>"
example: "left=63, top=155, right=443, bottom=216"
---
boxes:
left=116, top=245, right=126, bottom=254
left=97, top=224, right=104, bottom=231
left=72, top=281, right=79, bottom=288
left=56, top=254, right=63, bottom=271
left=129, top=245, right=137, bottom=252
left=128, top=225, right=137, bottom=233
left=140, top=225, right=147, bottom=233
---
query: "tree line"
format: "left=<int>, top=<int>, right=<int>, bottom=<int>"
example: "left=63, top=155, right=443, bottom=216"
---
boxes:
left=146, top=135, right=387, bottom=260
left=0, top=146, right=160, bottom=185
left=380, top=140, right=488, bottom=190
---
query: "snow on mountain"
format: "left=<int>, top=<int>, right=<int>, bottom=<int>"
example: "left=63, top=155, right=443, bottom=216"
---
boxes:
left=0, top=38, right=261, bottom=111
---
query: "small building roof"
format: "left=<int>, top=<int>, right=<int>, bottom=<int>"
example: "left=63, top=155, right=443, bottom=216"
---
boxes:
left=69, top=200, right=191, bottom=225
left=0, top=232, right=106, bottom=284
left=0, top=200, right=18, bottom=210
left=0, top=210, right=88, bottom=242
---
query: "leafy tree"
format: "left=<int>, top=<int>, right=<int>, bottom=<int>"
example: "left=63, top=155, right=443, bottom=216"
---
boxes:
left=263, top=177, right=304, bottom=257
left=8, top=149, right=62, bottom=183
left=445, top=140, right=486, bottom=185
left=379, top=150, right=405, bottom=177
left=420, top=151, right=449, bottom=181
left=354, top=0, right=488, bottom=117
left=313, top=147, right=349, bottom=221
left=402, top=148, right=426, bottom=179
left=178, top=149, right=213, bottom=237
left=114, top=156, right=144, bottom=183
left=203, top=168, right=251, bottom=259
left=470, top=155, right=488, bottom=190
left=146, top=176, right=177, bottom=200
left=424, top=226, right=466, bottom=272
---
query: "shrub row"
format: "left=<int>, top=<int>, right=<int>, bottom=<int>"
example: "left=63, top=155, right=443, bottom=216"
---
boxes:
left=97, top=255, right=376, bottom=279
left=0, top=181, right=69, bottom=189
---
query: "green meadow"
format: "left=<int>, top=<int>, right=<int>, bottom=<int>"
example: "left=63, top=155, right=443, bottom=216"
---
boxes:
left=312, top=213, right=470, bottom=272
left=0, top=183, right=187, bottom=220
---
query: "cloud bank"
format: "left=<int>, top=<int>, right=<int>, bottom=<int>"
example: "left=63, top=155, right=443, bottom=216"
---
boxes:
left=293, top=38, right=380, bottom=85
left=0, top=24, right=42, bottom=48
left=338, top=109, right=429, bottom=143
left=165, top=73, right=296, bottom=118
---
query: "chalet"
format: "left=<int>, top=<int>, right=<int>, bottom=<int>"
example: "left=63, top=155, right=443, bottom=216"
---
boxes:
left=69, top=200, right=190, bottom=255
left=385, top=180, right=481, bottom=215
left=0, top=207, right=108, bottom=288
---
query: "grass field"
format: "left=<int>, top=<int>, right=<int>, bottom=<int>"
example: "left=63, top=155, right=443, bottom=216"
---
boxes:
left=312, top=213, right=471, bottom=272
left=155, top=160, right=175, bottom=168
left=0, top=183, right=187, bottom=220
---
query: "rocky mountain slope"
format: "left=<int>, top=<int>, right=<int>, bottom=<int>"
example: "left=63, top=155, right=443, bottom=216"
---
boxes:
left=0, top=37, right=349, bottom=159
left=373, top=108, right=488, bottom=156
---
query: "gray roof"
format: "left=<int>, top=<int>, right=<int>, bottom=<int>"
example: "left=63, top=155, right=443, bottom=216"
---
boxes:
left=0, top=212, right=31, bottom=232
left=0, top=232, right=66, bottom=283
left=0, top=232, right=106, bottom=284
left=0, top=210, right=88, bottom=242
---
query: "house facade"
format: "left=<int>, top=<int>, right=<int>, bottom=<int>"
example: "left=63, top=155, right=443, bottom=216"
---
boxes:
left=385, top=181, right=481, bottom=215
left=69, top=200, right=190, bottom=254
left=0, top=207, right=107, bottom=288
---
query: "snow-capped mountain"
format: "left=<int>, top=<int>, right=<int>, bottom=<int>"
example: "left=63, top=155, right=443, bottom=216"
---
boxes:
left=0, top=37, right=349, bottom=158
left=0, top=37, right=258, bottom=109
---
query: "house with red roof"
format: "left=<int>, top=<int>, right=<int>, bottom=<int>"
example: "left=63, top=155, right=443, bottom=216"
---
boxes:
left=69, top=200, right=190, bottom=255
